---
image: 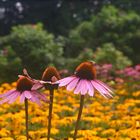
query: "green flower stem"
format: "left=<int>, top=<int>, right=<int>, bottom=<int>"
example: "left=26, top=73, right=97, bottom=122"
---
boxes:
left=25, top=98, right=29, bottom=140
left=73, top=95, right=85, bottom=140
left=47, top=89, right=54, bottom=140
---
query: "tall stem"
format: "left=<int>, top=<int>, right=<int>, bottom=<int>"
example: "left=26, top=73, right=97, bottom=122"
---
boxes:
left=25, top=98, right=29, bottom=140
left=73, top=95, right=85, bottom=140
left=47, top=89, right=54, bottom=140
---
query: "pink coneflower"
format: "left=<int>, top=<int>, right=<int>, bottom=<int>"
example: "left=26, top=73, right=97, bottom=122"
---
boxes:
left=0, top=76, right=46, bottom=105
left=24, top=67, right=60, bottom=140
left=41, top=66, right=60, bottom=89
left=41, top=66, right=60, bottom=140
left=0, top=75, right=47, bottom=140
left=57, top=61, right=113, bottom=140
left=58, top=61, right=113, bottom=98
left=30, top=67, right=60, bottom=91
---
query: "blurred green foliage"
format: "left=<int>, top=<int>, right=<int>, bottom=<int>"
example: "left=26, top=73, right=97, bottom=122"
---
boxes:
left=0, top=5, right=140, bottom=82
left=0, top=24, right=64, bottom=81
left=66, top=6, right=140, bottom=64
left=65, top=48, right=94, bottom=73
left=0, top=46, right=22, bottom=83
left=95, top=43, right=132, bottom=69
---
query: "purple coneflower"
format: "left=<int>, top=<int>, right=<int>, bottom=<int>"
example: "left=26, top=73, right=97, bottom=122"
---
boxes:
left=41, top=66, right=60, bottom=140
left=0, top=76, right=46, bottom=105
left=57, top=61, right=113, bottom=140
left=0, top=75, right=47, bottom=140
left=26, top=67, right=60, bottom=140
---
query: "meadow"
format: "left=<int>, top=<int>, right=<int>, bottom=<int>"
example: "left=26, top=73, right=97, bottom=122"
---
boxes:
left=0, top=65, right=140, bottom=140
left=0, top=1, right=140, bottom=140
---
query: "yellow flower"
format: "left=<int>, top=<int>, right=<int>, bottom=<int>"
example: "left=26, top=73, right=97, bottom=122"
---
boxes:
left=133, top=91, right=140, bottom=97
left=102, top=129, right=116, bottom=136
left=0, top=128, right=10, bottom=137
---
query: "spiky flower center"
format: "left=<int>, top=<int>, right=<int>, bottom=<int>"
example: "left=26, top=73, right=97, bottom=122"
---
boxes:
left=75, top=62, right=96, bottom=80
left=42, top=66, right=60, bottom=82
left=17, top=77, right=33, bottom=91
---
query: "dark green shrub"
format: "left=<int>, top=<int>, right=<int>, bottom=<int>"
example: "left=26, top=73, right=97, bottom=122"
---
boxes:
left=0, top=24, right=64, bottom=81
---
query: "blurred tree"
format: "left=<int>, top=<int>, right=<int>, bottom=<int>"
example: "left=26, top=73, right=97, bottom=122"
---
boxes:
left=65, top=48, right=94, bottom=73
left=65, top=44, right=132, bottom=73
left=95, top=43, right=132, bottom=69
left=66, top=6, right=140, bottom=64
left=0, top=46, right=22, bottom=83
left=0, top=24, right=64, bottom=80
left=1, top=0, right=140, bottom=36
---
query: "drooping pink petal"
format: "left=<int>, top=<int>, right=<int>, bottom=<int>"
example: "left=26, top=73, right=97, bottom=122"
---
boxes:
left=80, top=80, right=88, bottom=95
left=66, top=77, right=79, bottom=91
left=20, top=93, right=25, bottom=103
left=31, top=82, right=44, bottom=90
left=0, top=89, right=16, bottom=98
left=86, top=81, right=94, bottom=96
left=58, top=76, right=76, bottom=87
left=0, top=90, right=18, bottom=104
left=0, top=98, right=10, bottom=104
left=8, top=92, right=20, bottom=104
left=23, top=91, right=32, bottom=99
left=95, top=80, right=113, bottom=93
left=91, top=81, right=113, bottom=98
left=30, top=92, right=41, bottom=105
left=32, top=91, right=47, bottom=102
left=74, top=80, right=82, bottom=94
left=74, top=80, right=88, bottom=95
left=37, top=93, right=47, bottom=101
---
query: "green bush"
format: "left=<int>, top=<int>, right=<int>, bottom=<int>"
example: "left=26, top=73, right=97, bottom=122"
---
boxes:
left=95, top=43, right=132, bottom=69
left=65, top=44, right=132, bottom=72
left=65, top=48, right=94, bottom=73
left=0, top=24, right=65, bottom=80
left=0, top=46, right=22, bottom=83
left=66, top=6, right=140, bottom=64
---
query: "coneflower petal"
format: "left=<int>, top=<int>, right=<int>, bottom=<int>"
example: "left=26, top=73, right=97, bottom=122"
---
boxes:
left=0, top=98, right=10, bottom=104
left=66, top=77, right=79, bottom=91
left=32, top=91, right=47, bottom=102
left=86, top=81, right=94, bottom=96
left=20, top=93, right=25, bottom=103
left=0, top=91, right=17, bottom=104
left=23, top=91, right=32, bottom=99
left=8, top=92, right=20, bottom=104
left=80, top=80, right=88, bottom=95
left=74, top=80, right=82, bottom=94
left=31, top=82, right=44, bottom=90
left=0, top=90, right=16, bottom=98
left=74, top=80, right=88, bottom=95
left=30, top=92, right=41, bottom=105
left=91, top=81, right=113, bottom=98
left=58, top=77, right=76, bottom=87
left=95, top=80, right=113, bottom=94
